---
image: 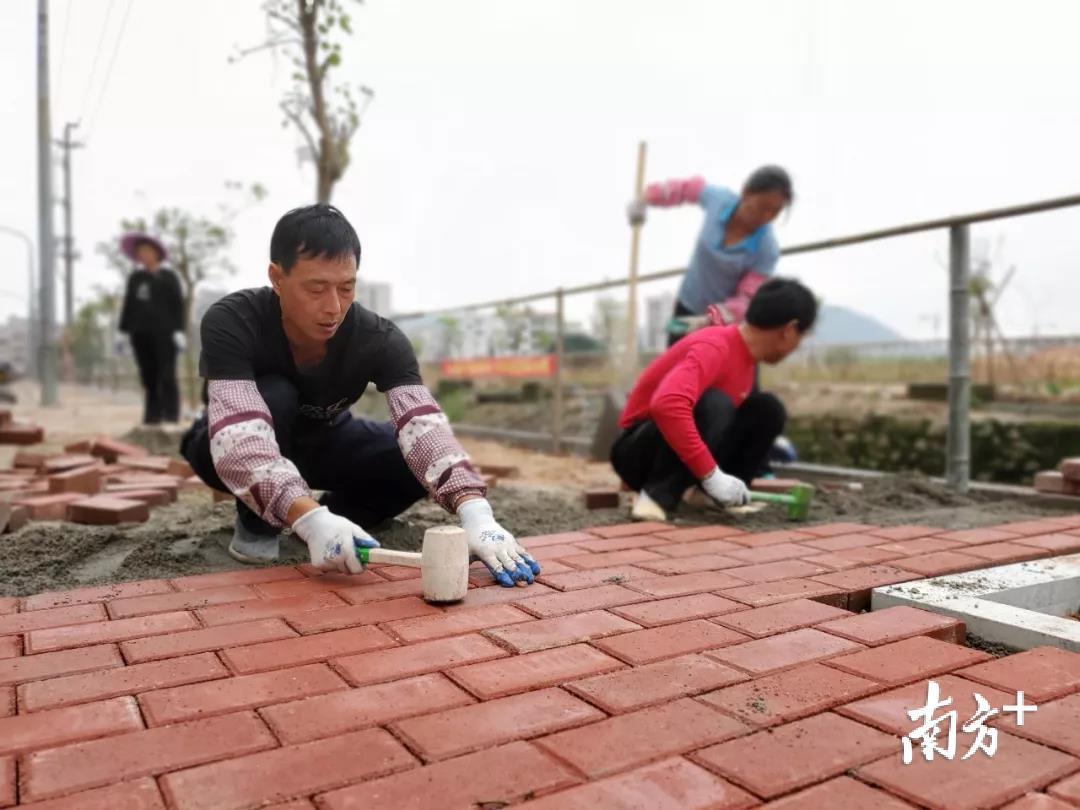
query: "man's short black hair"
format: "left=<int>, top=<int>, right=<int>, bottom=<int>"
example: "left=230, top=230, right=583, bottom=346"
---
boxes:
left=270, top=204, right=362, bottom=272
left=746, top=277, right=817, bottom=333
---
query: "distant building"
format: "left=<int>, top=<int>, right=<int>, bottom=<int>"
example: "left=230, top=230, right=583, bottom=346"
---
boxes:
left=644, top=292, right=675, bottom=352
left=396, top=309, right=560, bottom=362
left=356, top=281, right=392, bottom=317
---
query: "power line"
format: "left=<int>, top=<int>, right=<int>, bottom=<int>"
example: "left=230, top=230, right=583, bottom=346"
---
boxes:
left=77, top=0, right=116, bottom=125
left=82, top=0, right=134, bottom=140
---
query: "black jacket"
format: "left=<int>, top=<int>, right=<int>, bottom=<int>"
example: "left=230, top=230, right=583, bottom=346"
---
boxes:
left=118, top=267, right=185, bottom=335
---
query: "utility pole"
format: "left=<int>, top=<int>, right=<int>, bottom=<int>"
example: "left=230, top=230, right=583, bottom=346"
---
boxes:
left=36, top=0, right=59, bottom=405
left=55, top=121, right=82, bottom=329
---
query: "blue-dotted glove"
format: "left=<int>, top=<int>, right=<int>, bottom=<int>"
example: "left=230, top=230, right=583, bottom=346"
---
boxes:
left=458, top=498, right=541, bottom=587
left=292, top=506, right=379, bottom=574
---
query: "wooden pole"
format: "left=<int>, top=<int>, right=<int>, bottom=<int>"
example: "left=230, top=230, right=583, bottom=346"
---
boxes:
left=624, top=141, right=647, bottom=385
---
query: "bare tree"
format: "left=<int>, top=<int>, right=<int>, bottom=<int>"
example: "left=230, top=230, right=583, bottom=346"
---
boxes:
left=237, top=0, right=373, bottom=203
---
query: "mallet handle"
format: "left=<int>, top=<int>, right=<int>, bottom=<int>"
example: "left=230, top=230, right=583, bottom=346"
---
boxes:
left=748, top=491, right=795, bottom=506
left=356, top=547, right=422, bottom=568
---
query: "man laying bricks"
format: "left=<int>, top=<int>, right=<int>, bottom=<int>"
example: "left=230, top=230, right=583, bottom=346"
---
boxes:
left=610, top=278, right=817, bottom=522
left=180, top=204, right=541, bottom=587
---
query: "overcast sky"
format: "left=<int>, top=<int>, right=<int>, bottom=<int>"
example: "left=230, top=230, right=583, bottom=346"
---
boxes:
left=2, top=0, right=1080, bottom=339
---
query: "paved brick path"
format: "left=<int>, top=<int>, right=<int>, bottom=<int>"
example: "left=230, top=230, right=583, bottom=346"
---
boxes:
left=2, top=515, right=1080, bottom=808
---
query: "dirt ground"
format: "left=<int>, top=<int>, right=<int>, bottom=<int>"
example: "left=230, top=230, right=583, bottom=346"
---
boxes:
left=1, top=382, right=1076, bottom=598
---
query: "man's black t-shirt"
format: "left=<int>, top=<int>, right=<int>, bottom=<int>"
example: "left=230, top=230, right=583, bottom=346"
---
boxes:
left=199, top=287, right=422, bottom=422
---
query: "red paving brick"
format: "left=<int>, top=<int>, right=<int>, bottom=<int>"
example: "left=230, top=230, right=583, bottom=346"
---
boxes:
left=699, top=662, right=881, bottom=727
left=317, top=741, right=578, bottom=810
left=725, top=542, right=816, bottom=564
left=121, top=618, right=297, bottom=664
left=566, top=653, right=746, bottom=713
left=800, top=522, right=878, bottom=537
left=870, top=525, right=943, bottom=541
left=21, top=711, right=275, bottom=802
left=965, top=541, right=1048, bottom=564
left=872, top=536, right=966, bottom=556
left=25, top=611, right=199, bottom=654
left=261, top=672, right=474, bottom=744
left=512, top=583, right=646, bottom=618
left=534, top=698, right=747, bottom=778
left=1000, top=795, right=1077, bottom=810
left=484, top=610, right=638, bottom=653
left=729, top=529, right=814, bottom=547
left=610, top=593, right=744, bottom=627
left=220, top=625, right=396, bottom=674
left=809, top=565, right=917, bottom=609
left=0, top=598, right=16, bottom=615
left=334, top=633, right=507, bottom=687
left=139, top=662, right=346, bottom=725
left=254, top=570, right=385, bottom=598
left=18, top=652, right=228, bottom=712
left=799, top=546, right=904, bottom=570
left=802, top=533, right=890, bottom=552
left=286, top=596, right=440, bottom=634
left=14, top=779, right=169, bottom=809
left=708, top=628, right=865, bottom=676
left=895, top=550, right=986, bottom=576
left=624, top=570, right=749, bottom=598
left=720, top=578, right=848, bottom=608
left=957, top=646, right=1080, bottom=702
left=935, top=527, right=1022, bottom=545
left=1049, top=772, right=1080, bottom=804
left=764, top=775, right=919, bottom=809
left=586, top=521, right=669, bottom=538
left=0, top=604, right=106, bottom=637
left=996, top=693, right=1080, bottom=757
left=517, top=530, right=596, bottom=547
left=21, top=580, right=172, bottom=611
left=194, top=592, right=346, bottom=626
left=817, top=605, right=965, bottom=646
left=654, top=525, right=747, bottom=542
left=392, top=687, right=602, bottom=761
left=1016, top=533, right=1080, bottom=554
left=539, top=564, right=656, bottom=589
left=693, top=712, right=895, bottom=799
left=169, top=567, right=305, bottom=592
left=383, top=604, right=533, bottom=643
left=592, top=619, right=747, bottom=664
left=158, top=728, right=415, bottom=810
left=827, top=635, right=990, bottom=686
left=570, top=535, right=665, bottom=552
left=724, top=559, right=833, bottom=584
left=1, top=757, right=12, bottom=808
left=652, top=539, right=747, bottom=557
left=1, top=687, right=11, bottom=718
left=836, top=674, right=1015, bottom=734
left=450, top=643, right=624, bottom=700
left=0, top=696, right=142, bottom=757
left=0, top=637, right=17, bottom=659
left=0, top=644, right=122, bottom=687
left=858, top=731, right=1077, bottom=810
left=517, top=756, right=759, bottom=810
left=106, top=585, right=257, bottom=619
left=712, top=599, right=850, bottom=638
left=634, top=554, right=744, bottom=576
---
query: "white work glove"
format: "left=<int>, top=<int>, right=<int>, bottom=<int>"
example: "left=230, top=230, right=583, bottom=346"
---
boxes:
left=626, top=198, right=647, bottom=226
left=291, top=506, right=379, bottom=574
left=457, top=498, right=541, bottom=587
left=173, top=331, right=187, bottom=352
left=701, top=467, right=750, bottom=507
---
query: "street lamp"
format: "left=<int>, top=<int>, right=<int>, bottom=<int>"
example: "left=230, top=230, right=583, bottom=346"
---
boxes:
left=0, top=225, right=37, bottom=378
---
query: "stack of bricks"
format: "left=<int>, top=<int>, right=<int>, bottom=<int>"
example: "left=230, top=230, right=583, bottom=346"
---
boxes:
left=1, top=513, right=1079, bottom=807
left=0, top=432, right=203, bottom=531
left=0, top=411, right=44, bottom=448
left=1036, top=458, right=1080, bottom=496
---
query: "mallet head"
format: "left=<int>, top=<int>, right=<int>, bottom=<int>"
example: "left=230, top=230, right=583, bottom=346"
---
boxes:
left=786, top=485, right=814, bottom=521
left=420, top=525, right=470, bottom=604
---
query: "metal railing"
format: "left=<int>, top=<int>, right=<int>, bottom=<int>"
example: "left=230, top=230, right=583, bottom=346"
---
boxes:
left=398, top=193, right=1080, bottom=492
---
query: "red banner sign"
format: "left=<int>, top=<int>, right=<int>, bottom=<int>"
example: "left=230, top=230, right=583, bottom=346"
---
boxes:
left=439, top=355, right=556, bottom=379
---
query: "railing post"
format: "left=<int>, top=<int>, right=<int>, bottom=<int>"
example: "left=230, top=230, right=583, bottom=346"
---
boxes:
left=946, top=224, right=971, bottom=492
left=552, top=288, right=565, bottom=454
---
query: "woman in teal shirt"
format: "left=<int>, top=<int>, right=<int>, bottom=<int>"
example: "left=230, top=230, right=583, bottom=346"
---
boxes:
left=628, top=165, right=793, bottom=346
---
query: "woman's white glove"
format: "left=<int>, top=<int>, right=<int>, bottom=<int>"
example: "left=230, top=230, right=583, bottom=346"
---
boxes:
left=173, top=331, right=188, bottom=352
left=291, top=506, right=379, bottom=574
left=701, top=467, right=750, bottom=507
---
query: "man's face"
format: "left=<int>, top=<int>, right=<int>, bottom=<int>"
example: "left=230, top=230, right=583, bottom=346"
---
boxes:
left=739, top=190, right=787, bottom=230
left=760, top=321, right=805, bottom=364
left=269, top=253, right=357, bottom=345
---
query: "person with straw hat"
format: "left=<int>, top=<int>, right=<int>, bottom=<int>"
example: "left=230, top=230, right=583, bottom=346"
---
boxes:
left=117, top=232, right=186, bottom=424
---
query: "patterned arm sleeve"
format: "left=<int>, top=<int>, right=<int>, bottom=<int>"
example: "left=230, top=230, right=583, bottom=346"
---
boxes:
left=207, top=379, right=312, bottom=528
left=387, top=384, right=487, bottom=512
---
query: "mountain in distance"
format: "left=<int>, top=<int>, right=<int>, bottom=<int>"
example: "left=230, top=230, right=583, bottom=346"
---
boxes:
left=810, top=304, right=904, bottom=345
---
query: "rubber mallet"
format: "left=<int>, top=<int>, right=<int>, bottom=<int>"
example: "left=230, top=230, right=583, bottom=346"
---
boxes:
left=748, top=484, right=814, bottom=521
left=355, top=525, right=469, bottom=603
